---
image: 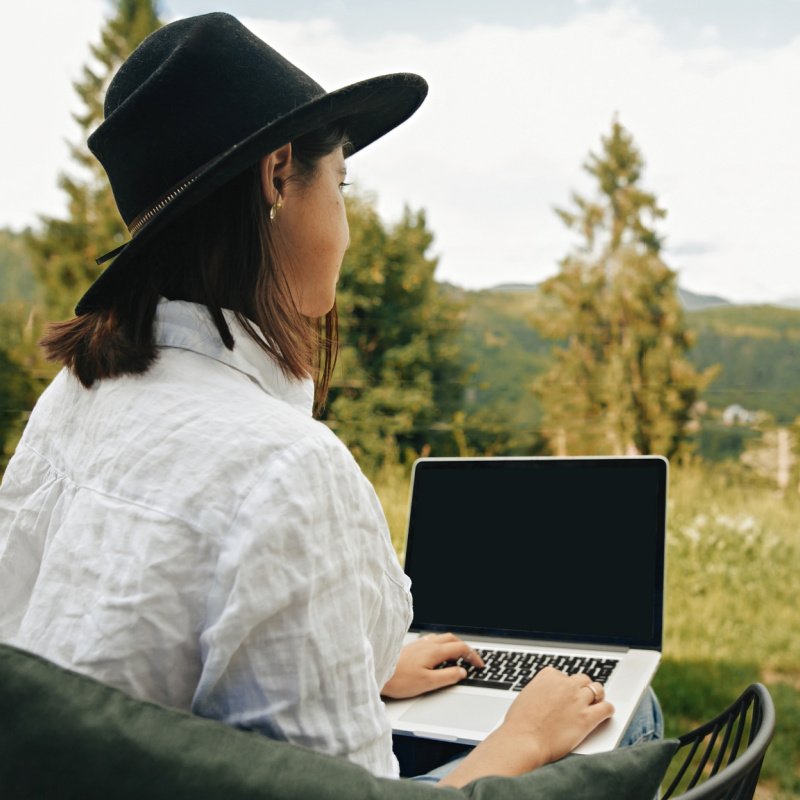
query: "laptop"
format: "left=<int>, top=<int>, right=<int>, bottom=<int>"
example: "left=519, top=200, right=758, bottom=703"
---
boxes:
left=386, top=455, right=667, bottom=755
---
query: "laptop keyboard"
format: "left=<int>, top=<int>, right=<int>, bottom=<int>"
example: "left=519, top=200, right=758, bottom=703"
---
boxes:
left=438, top=648, right=619, bottom=692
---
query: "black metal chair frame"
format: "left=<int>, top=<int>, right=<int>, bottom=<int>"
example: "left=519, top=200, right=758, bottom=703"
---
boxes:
left=662, top=683, right=775, bottom=800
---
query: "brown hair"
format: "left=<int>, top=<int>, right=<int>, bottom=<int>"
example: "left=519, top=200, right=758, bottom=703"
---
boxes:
left=41, top=126, right=348, bottom=414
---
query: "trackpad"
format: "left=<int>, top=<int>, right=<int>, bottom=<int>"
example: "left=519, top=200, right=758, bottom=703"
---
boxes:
left=399, top=693, right=511, bottom=732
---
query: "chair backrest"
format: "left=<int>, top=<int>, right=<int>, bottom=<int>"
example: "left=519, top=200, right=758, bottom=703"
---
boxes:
left=0, top=642, right=678, bottom=800
left=661, top=683, right=775, bottom=800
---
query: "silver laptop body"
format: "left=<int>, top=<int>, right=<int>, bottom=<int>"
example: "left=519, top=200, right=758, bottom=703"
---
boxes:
left=386, top=456, right=667, bottom=755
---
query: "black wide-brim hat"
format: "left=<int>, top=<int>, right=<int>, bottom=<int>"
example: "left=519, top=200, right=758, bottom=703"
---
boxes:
left=76, top=12, right=427, bottom=314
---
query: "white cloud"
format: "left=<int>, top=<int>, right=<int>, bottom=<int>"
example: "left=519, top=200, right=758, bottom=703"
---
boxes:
left=0, top=0, right=106, bottom=227
left=2, top=4, right=798, bottom=303
left=243, top=8, right=800, bottom=302
left=698, top=23, right=719, bottom=45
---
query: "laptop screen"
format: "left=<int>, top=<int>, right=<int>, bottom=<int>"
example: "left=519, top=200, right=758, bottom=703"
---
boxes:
left=404, top=457, right=666, bottom=650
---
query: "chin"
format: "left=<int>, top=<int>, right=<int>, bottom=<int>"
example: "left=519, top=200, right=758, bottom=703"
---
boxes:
left=301, top=296, right=336, bottom=318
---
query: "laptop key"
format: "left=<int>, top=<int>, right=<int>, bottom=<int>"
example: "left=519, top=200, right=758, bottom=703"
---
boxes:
left=448, top=648, right=619, bottom=692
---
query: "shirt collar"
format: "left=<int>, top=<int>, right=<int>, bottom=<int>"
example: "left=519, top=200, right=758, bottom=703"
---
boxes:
left=153, top=299, right=315, bottom=416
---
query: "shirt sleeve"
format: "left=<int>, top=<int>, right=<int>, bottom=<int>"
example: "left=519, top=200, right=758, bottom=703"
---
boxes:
left=191, top=430, right=409, bottom=778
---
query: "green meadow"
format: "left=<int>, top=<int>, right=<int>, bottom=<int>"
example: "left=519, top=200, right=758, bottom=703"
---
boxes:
left=374, top=461, right=800, bottom=799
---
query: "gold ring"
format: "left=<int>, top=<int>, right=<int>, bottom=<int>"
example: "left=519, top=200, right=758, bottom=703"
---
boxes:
left=585, top=683, right=600, bottom=704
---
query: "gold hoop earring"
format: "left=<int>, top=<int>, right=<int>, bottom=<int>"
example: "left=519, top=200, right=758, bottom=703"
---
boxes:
left=269, top=195, right=283, bottom=221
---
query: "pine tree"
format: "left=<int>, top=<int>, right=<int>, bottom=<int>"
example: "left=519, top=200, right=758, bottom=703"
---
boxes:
left=0, top=1, right=161, bottom=474
left=26, top=0, right=161, bottom=321
left=1, top=3, right=160, bottom=476
left=322, top=194, right=466, bottom=472
left=533, top=119, right=716, bottom=458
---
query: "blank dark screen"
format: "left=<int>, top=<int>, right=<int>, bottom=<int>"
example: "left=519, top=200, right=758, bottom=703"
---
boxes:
left=405, top=459, right=665, bottom=648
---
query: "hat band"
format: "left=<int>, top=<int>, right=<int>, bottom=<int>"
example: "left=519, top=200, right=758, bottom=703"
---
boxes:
left=128, top=170, right=204, bottom=236
left=95, top=167, right=205, bottom=266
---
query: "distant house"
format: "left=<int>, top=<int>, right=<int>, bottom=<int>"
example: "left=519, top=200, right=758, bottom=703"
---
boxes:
left=722, top=404, right=760, bottom=426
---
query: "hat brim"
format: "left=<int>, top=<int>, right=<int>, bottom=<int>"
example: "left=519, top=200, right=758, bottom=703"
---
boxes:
left=75, top=72, right=427, bottom=315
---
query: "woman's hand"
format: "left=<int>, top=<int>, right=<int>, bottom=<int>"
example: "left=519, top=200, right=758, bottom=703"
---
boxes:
left=500, top=666, right=614, bottom=764
left=381, top=633, right=484, bottom=699
left=438, top=667, right=614, bottom=788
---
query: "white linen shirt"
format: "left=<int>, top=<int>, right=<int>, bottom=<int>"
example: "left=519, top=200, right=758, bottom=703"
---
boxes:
left=0, top=299, right=412, bottom=778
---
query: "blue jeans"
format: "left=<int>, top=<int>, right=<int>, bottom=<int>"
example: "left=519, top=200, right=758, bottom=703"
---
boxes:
left=409, top=687, right=664, bottom=783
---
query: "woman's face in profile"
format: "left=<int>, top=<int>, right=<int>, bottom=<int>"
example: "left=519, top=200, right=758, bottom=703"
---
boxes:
left=275, top=147, right=350, bottom=318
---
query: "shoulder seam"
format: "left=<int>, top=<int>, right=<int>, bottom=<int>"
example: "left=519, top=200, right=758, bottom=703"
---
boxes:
left=17, top=442, right=209, bottom=534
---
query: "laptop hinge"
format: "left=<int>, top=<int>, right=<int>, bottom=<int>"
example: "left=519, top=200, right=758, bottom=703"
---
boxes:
left=410, top=630, right=631, bottom=653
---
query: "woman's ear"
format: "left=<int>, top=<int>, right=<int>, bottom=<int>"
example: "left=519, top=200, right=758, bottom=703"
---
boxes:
left=259, top=143, right=293, bottom=204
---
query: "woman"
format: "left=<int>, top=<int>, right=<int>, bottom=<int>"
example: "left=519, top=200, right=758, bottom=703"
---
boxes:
left=0, top=12, right=643, bottom=787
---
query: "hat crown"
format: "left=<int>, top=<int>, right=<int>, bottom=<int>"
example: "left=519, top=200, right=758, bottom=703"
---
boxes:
left=90, top=13, right=326, bottom=223
left=104, top=13, right=325, bottom=118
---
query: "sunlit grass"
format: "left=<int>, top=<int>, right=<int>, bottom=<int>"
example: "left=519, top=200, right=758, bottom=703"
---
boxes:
left=372, top=459, right=412, bottom=561
left=373, top=460, right=800, bottom=799
left=665, top=464, right=800, bottom=671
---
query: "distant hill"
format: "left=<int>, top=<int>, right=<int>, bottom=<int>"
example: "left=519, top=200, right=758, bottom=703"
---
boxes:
left=457, top=287, right=800, bottom=446
left=685, top=304, right=800, bottom=423
left=678, top=287, right=731, bottom=311
left=488, top=282, right=540, bottom=293
left=457, top=286, right=551, bottom=451
left=488, top=282, right=732, bottom=310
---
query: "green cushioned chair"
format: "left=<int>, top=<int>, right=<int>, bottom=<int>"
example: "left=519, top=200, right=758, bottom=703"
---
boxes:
left=1, top=643, right=753, bottom=800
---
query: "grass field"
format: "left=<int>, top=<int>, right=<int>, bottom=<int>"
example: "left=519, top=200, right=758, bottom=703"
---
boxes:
left=373, top=461, right=800, bottom=799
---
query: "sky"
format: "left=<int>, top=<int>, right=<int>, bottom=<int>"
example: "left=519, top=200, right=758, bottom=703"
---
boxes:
left=1, top=1, right=799, bottom=303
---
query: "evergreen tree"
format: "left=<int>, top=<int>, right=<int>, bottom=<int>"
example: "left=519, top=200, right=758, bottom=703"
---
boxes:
left=0, top=1, right=161, bottom=479
left=26, top=0, right=161, bottom=321
left=0, top=226, right=43, bottom=475
left=322, top=194, right=466, bottom=472
left=0, top=346, right=37, bottom=471
left=532, top=119, right=716, bottom=458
